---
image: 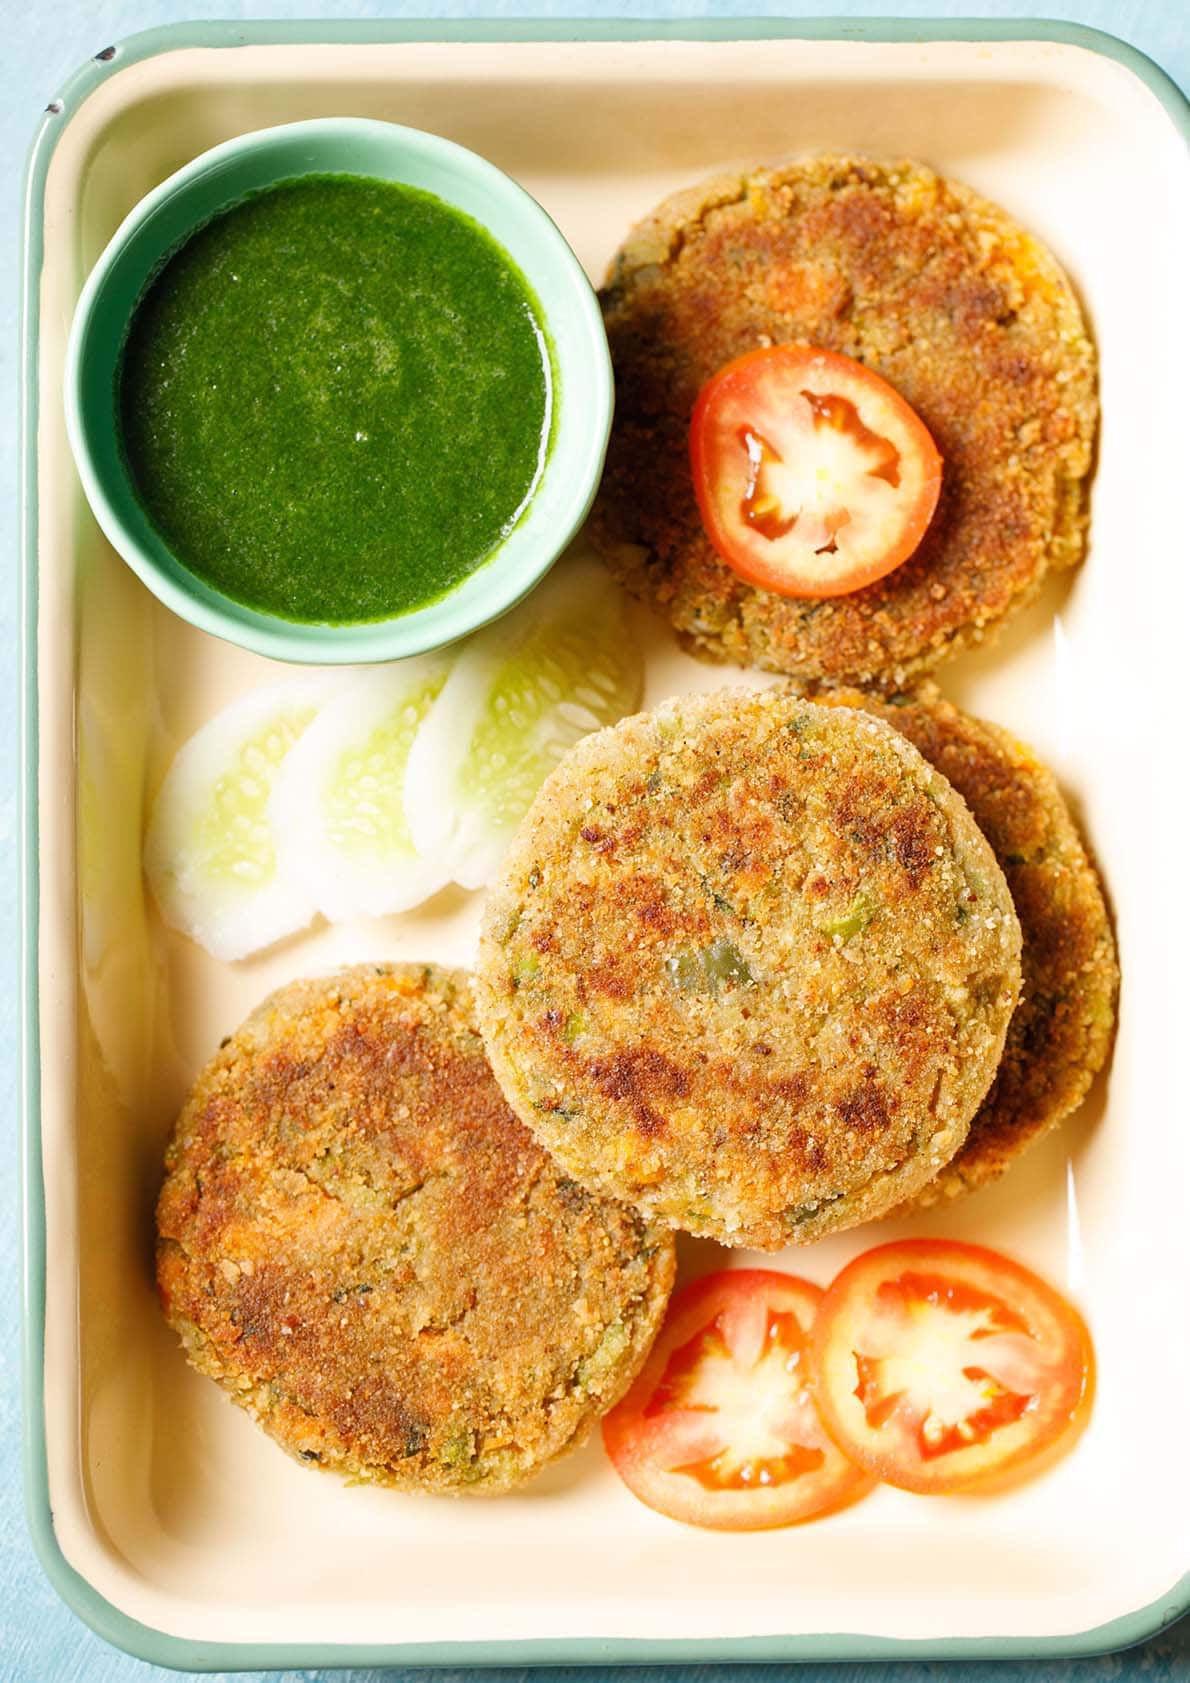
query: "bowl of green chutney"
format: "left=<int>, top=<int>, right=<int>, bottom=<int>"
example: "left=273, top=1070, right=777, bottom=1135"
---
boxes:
left=64, top=118, right=613, bottom=663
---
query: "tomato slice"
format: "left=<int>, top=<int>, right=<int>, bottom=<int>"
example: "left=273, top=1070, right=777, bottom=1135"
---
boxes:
left=689, top=345, right=942, bottom=599
left=811, top=1240, right=1093, bottom=1495
left=602, top=1269, right=875, bottom=1530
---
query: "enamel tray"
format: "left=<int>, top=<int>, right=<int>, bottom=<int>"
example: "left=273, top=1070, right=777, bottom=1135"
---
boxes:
left=21, top=19, right=1190, bottom=1672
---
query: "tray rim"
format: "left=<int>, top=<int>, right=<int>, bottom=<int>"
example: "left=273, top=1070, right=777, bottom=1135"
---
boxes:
left=20, top=15, right=1190, bottom=1673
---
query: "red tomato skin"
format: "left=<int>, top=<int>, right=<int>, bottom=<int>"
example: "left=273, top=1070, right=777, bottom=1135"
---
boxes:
left=603, top=1268, right=876, bottom=1531
left=689, top=345, right=942, bottom=600
left=809, top=1239, right=1094, bottom=1496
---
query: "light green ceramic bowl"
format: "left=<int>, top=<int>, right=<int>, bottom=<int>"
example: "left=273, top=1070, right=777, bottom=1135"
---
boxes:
left=64, top=118, right=613, bottom=663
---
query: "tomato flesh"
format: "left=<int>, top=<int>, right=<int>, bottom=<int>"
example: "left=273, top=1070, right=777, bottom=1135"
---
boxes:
left=811, top=1241, right=1093, bottom=1495
left=603, top=1269, right=875, bottom=1530
left=690, top=345, right=942, bottom=599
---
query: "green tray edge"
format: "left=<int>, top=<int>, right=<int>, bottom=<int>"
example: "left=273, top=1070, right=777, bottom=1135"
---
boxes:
left=20, top=14, right=1190, bottom=1675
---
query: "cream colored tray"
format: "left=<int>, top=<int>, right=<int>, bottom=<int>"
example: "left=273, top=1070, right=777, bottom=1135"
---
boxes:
left=22, top=20, right=1190, bottom=1670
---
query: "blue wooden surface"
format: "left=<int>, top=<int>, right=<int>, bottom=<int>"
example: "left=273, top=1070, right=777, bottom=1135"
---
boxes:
left=3, top=2, right=1187, bottom=1679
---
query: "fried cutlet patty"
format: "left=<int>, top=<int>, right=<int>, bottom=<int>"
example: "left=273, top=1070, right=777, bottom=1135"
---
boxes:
left=817, top=686, right=1117, bottom=1206
left=156, top=964, right=675, bottom=1494
left=592, top=156, right=1096, bottom=690
left=473, top=689, right=1022, bottom=1249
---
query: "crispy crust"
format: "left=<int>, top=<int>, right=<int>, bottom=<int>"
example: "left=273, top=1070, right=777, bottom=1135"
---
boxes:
left=156, top=963, right=675, bottom=1494
left=817, top=686, right=1118, bottom=1204
left=474, top=689, right=1022, bottom=1249
left=592, top=155, right=1096, bottom=690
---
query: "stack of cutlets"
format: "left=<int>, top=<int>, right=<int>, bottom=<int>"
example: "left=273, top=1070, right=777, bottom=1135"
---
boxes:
left=155, top=154, right=1116, bottom=1498
left=475, top=155, right=1114, bottom=1250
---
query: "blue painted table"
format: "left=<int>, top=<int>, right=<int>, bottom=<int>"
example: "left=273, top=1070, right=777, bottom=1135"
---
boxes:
left=4, top=2, right=1187, bottom=1679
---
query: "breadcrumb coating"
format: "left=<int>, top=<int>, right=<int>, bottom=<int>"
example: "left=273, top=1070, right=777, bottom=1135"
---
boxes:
left=817, top=685, right=1117, bottom=1206
left=592, top=155, right=1096, bottom=690
left=475, top=689, right=1022, bottom=1249
left=156, top=963, right=675, bottom=1494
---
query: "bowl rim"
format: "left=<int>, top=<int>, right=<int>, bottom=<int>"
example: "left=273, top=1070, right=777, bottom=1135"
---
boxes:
left=62, top=115, right=614, bottom=664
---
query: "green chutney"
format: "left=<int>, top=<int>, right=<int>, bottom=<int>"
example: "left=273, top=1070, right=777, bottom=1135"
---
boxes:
left=119, top=175, right=554, bottom=624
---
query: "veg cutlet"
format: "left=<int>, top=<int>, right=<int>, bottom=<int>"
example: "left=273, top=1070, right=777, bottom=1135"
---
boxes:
left=156, top=963, right=675, bottom=1494
left=817, top=685, right=1117, bottom=1205
left=592, top=155, right=1096, bottom=690
left=474, top=688, right=1022, bottom=1249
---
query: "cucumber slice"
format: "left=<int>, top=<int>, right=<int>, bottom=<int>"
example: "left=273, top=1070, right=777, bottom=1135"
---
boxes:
left=405, top=556, right=642, bottom=889
left=270, top=655, right=452, bottom=921
left=144, top=679, right=333, bottom=961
